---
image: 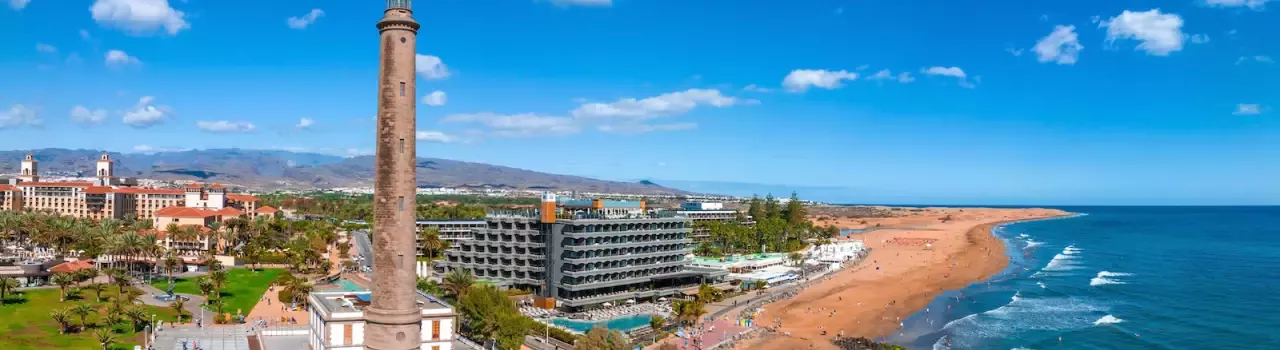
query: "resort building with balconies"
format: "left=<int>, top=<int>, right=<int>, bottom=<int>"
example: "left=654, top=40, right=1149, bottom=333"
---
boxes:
left=437, top=193, right=727, bottom=311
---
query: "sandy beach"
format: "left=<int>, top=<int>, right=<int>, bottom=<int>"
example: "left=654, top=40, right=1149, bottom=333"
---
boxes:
left=740, top=207, right=1070, bottom=349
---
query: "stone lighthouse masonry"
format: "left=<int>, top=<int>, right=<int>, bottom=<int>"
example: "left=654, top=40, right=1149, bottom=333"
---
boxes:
left=367, top=0, right=422, bottom=349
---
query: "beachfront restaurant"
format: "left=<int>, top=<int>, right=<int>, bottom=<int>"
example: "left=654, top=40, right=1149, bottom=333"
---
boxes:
left=729, top=265, right=800, bottom=289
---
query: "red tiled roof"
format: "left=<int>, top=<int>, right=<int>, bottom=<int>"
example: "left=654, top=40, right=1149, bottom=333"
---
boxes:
left=49, top=259, right=95, bottom=274
left=226, top=194, right=258, bottom=202
left=154, top=206, right=220, bottom=218
left=145, top=225, right=213, bottom=240
left=18, top=181, right=94, bottom=187
left=209, top=183, right=226, bottom=189
left=216, top=207, right=244, bottom=216
left=0, top=184, right=16, bottom=191
left=117, top=187, right=186, bottom=195
left=84, top=186, right=114, bottom=194
left=184, top=183, right=203, bottom=188
left=256, top=206, right=279, bottom=214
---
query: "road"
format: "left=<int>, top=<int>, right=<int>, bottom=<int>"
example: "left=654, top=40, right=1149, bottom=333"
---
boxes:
left=351, top=229, right=374, bottom=271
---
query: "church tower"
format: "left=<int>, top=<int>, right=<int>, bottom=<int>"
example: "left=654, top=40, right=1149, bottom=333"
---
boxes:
left=366, top=1, right=422, bottom=349
left=96, top=152, right=114, bottom=179
left=18, top=153, right=38, bottom=183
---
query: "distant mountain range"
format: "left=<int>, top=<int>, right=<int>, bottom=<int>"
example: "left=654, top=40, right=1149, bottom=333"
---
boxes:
left=0, top=148, right=697, bottom=195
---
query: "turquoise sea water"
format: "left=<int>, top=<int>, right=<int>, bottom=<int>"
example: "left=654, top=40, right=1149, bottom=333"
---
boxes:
left=552, top=314, right=653, bottom=333
left=886, top=206, right=1280, bottom=349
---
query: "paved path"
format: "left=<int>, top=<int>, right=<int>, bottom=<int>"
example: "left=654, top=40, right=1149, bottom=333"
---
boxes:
left=243, top=285, right=310, bottom=327
left=138, top=280, right=211, bottom=326
left=152, top=325, right=253, bottom=350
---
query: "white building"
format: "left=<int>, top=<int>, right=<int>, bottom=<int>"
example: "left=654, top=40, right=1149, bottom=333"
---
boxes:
left=307, top=291, right=456, bottom=350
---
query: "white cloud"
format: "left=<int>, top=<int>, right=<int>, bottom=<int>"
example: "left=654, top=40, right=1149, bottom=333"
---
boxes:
left=598, top=122, right=697, bottom=134
left=422, top=90, right=447, bottom=106
left=287, top=9, right=324, bottom=30
left=547, top=0, right=612, bottom=7
left=415, top=130, right=455, bottom=143
left=1189, top=33, right=1210, bottom=44
left=196, top=120, right=256, bottom=133
left=1233, top=104, right=1262, bottom=115
left=105, top=49, right=141, bottom=67
left=443, top=112, right=580, bottom=137
left=122, top=96, right=172, bottom=128
left=866, top=69, right=915, bottom=83
left=90, top=0, right=189, bottom=36
left=742, top=84, right=774, bottom=93
left=1006, top=47, right=1025, bottom=56
left=70, top=106, right=107, bottom=124
left=571, top=89, right=755, bottom=119
left=1203, top=0, right=1270, bottom=9
left=131, top=144, right=190, bottom=153
left=1235, top=55, right=1274, bottom=64
left=415, top=54, right=450, bottom=79
left=1034, top=25, right=1084, bottom=65
left=9, top=0, right=29, bottom=10
left=295, top=118, right=314, bottom=129
left=1100, top=9, right=1186, bottom=56
left=922, top=66, right=967, bottom=78
left=781, top=69, right=858, bottom=92
left=1, top=104, right=42, bottom=128
left=36, top=43, right=56, bottom=53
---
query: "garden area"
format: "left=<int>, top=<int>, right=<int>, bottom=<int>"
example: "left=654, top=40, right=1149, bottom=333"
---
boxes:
left=149, top=268, right=283, bottom=317
left=0, top=287, right=178, bottom=350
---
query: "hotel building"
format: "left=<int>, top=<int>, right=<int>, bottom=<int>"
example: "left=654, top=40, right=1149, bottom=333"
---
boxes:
left=676, top=202, right=745, bottom=241
left=414, top=220, right=485, bottom=255
left=1, top=153, right=277, bottom=256
left=307, top=290, right=456, bottom=350
left=437, top=193, right=727, bottom=311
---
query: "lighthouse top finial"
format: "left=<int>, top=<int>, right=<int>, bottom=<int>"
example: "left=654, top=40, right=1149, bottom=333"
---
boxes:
left=387, top=0, right=410, bottom=10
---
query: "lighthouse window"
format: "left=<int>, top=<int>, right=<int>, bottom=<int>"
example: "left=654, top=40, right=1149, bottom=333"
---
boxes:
left=400, top=82, right=405, bottom=96
left=398, top=196, right=404, bottom=212
left=400, top=138, right=405, bottom=154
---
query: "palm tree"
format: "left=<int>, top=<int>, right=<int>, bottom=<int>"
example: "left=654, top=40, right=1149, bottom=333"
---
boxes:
left=442, top=268, right=475, bottom=298
left=196, top=276, right=214, bottom=303
left=112, top=271, right=132, bottom=295
left=78, top=267, right=100, bottom=286
left=0, top=276, right=18, bottom=304
left=124, top=306, right=147, bottom=331
left=209, top=269, right=228, bottom=301
left=162, top=253, right=181, bottom=284
left=93, top=327, right=117, bottom=350
left=283, top=278, right=314, bottom=306
left=104, top=309, right=124, bottom=330
left=50, top=308, right=72, bottom=334
left=71, top=302, right=96, bottom=331
left=86, top=283, right=108, bottom=302
left=52, top=272, right=76, bottom=301
left=170, top=298, right=187, bottom=324
left=419, top=228, right=442, bottom=267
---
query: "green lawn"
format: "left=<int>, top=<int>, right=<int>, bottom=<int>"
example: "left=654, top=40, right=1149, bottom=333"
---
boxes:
left=0, top=286, right=178, bottom=350
left=149, top=268, right=283, bottom=316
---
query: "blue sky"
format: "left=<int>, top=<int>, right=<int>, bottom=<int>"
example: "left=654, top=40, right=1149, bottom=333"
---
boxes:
left=1, top=0, right=1278, bottom=205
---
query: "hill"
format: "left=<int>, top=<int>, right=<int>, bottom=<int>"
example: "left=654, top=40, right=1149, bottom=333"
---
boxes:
left=0, top=148, right=695, bottom=195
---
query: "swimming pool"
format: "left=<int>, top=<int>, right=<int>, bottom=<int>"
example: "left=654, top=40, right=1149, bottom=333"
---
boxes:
left=551, top=314, right=653, bottom=333
left=334, top=279, right=367, bottom=292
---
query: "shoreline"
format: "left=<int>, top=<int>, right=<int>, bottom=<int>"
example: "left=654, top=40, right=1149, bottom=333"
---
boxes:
left=741, top=208, right=1071, bottom=349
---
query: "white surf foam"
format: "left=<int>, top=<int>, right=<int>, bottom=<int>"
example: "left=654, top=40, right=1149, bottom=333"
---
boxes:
left=1090, top=271, right=1131, bottom=287
left=1024, top=239, right=1043, bottom=248
left=1094, top=315, right=1123, bottom=326
left=1037, top=282, right=1047, bottom=289
left=939, top=295, right=1107, bottom=343
left=1018, top=233, right=1030, bottom=238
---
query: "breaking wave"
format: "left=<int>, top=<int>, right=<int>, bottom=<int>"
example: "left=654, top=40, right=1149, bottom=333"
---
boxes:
left=1094, top=315, right=1124, bottom=326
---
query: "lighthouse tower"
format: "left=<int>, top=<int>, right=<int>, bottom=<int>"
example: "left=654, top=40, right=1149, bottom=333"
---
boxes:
left=18, top=153, right=38, bottom=183
left=366, top=0, right=422, bottom=349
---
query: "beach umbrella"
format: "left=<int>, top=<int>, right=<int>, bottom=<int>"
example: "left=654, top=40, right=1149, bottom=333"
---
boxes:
left=658, top=297, right=668, bottom=302
left=626, top=299, right=636, bottom=304
left=603, top=302, right=613, bottom=307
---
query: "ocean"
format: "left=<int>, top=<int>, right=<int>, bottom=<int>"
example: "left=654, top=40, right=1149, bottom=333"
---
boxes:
left=885, top=206, right=1280, bottom=350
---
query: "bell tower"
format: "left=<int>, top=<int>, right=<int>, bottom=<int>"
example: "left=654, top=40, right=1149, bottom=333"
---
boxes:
left=96, top=152, right=114, bottom=179
left=366, top=0, right=422, bottom=349
left=18, top=153, right=38, bottom=183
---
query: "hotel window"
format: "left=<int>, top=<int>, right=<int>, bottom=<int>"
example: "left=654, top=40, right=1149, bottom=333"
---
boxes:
left=343, top=324, right=353, bottom=344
